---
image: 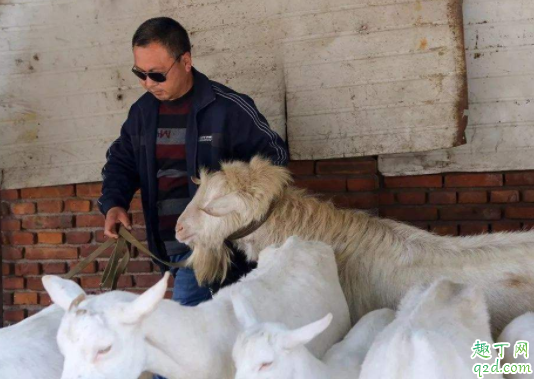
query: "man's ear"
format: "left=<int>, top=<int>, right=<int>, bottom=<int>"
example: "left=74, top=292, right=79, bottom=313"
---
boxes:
left=42, top=276, right=87, bottom=311
left=117, top=272, right=170, bottom=324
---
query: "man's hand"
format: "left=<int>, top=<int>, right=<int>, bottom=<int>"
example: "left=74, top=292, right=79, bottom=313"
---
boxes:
left=104, top=207, right=132, bottom=239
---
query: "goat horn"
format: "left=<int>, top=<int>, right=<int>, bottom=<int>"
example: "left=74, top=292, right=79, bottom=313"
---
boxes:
left=191, top=176, right=201, bottom=185
left=68, top=294, right=86, bottom=311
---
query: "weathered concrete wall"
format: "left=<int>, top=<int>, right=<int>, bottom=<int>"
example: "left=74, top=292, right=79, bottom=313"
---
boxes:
left=379, top=0, right=534, bottom=175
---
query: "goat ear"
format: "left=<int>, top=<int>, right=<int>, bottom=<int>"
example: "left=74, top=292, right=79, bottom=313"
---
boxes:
left=280, top=313, right=333, bottom=350
left=201, top=192, right=244, bottom=217
left=42, top=275, right=87, bottom=311
left=118, top=272, right=169, bottom=324
left=232, top=292, right=258, bottom=328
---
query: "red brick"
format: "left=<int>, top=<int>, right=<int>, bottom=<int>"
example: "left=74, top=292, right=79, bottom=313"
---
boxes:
left=316, top=158, right=376, bottom=175
left=37, top=200, right=64, bottom=213
left=347, top=177, right=378, bottom=192
left=384, top=175, right=442, bottom=188
left=80, top=275, right=132, bottom=289
left=2, top=262, right=12, bottom=275
left=1, top=232, right=9, bottom=245
left=492, top=222, right=522, bottom=233
left=65, top=199, right=91, bottom=213
left=127, top=261, right=152, bottom=273
left=490, top=190, right=519, bottom=203
left=440, top=207, right=501, bottom=221
left=1, top=189, right=19, bottom=200
left=380, top=207, right=438, bottom=221
left=26, top=277, right=45, bottom=291
left=445, top=173, right=502, bottom=188
left=94, top=230, right=107, bottom=243
left=505, top=207, right=534, bottom=220
left=428, top=191, right=457, bottom=204
left=22, top=215, right=73, bottom=229
left=11, top=202, right=36, bottom=215
left=129, top=198, right=143, bottom=211
left=4, top=310, right=25, bottom=323
left=3, top=277, right=24, bottom=289
left=42, top=262, right=67, bottom=274
left=2, top=246, right=23, bottom=260
left=76, top=183, right=102, bottom=198
left=15, top=262, right=40, bottom=276
left=1, top=201, right=10, bottom=216
left=3, top=292, right=13, bottom=306
left=288, top=161, right=315, bottom=176
left=79, top=245, right=113, bottom=258
left=135, top=274, right=165, bottom=288
left=14, top=292, right=39, bottom=305
left=522, top=190, right=534, bottom=202
left=132, top=213, right=145, bottom=226
left=68, top=261, right=97, bottom=274
left=21, top=185, right=75, bottom=199
left=294, top=177, right=346, bottom=193
left=378, top=192, right=395, bottom=206
left=76, top=214, right=105, bottom=228
left=1, top=219, right=21, bottom=231
left=38, top=232, right=64, bottom=244
left=459, top=223, right=489, bottom=236
left=40, top=293, right=52, bottom=306
left=10, top=232, right=36, bottom=245
left=66, top=231, right=92, bottom=244
left=26, top=247, right=78, bottom=260
left=458, top=191, right=487, bottom=204
left=330, top=193, right=378, bottom=209
left=505, top=172, right=534, bottom=186
left=430, top=224, right=458, bottom=236
left=396, top=192, right=426, bottom=205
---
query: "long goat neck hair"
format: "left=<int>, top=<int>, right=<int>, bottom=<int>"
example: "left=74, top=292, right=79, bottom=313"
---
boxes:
left=188, top=156, right=293, bottom=285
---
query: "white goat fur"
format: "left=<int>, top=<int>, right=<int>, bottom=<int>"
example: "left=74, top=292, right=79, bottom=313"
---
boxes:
left=176, top=156, right=534, bottom=332
left=497, top=312, right=534, bottom=378
left=42, top=236, right=350, bottom=379
left=232, top=299, right=395, bottom=379
left=0, top=305, right=63, bottom=379
left=360, top=280, right=501, bottom=379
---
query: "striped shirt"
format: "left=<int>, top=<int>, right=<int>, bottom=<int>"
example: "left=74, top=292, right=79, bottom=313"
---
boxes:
left=156, top=88, right=193, bottom=256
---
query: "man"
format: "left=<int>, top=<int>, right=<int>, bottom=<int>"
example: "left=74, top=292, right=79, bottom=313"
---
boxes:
left=98, top=17, right=288, bottom=307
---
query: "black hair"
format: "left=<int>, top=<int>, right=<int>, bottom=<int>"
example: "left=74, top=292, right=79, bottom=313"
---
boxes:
left=132, top=17, right=191, bottom=59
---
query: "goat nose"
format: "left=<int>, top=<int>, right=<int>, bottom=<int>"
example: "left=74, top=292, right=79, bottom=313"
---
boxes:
left=176, top=222, right=184, bottom=232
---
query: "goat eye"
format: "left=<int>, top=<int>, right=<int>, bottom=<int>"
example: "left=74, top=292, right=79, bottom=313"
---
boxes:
left=97, top=346, right=112, bottom=356
left=259, top=362, right=272, bottom=371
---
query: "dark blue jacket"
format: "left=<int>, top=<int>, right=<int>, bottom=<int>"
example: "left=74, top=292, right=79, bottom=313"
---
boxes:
left=97, top=68, right=289, bottom=266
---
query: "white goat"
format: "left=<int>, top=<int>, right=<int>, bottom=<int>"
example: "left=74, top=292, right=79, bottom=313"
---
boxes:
left=176, top=156, right=534, bottom=333
left=42, top=236, right=350, bottom=379
left=232, top=293, right=394, bottom=379
left=360, top=279, right=501, bottom=379
left=0, top=305, right=63, bottom=379
left=497, top=312, right=534, bottom=378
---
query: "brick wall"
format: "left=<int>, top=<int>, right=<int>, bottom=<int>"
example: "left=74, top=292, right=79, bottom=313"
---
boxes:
left=2, top=157, right=534, bottom=325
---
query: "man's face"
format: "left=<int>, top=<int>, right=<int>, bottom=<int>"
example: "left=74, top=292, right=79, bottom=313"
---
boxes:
left=132, top=42, right=193, bottom=101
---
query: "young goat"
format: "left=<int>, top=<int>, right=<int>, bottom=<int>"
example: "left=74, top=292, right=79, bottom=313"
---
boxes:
left=176, top=156, right=534, bottom=333
left=43, top=236, right=350, bottom=379
left=359, top=279, right=501, bottom=379
left=497, top=312, right=534, bottom=378
left=232, top=294, right=394, bottom=379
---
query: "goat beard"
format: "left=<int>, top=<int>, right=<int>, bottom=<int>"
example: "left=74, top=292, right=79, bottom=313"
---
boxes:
left=187, top=243, right=233, bottom=285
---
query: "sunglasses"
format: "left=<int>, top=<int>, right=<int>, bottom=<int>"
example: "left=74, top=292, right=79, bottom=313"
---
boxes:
left=131, top=56, right=180, bottom=83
